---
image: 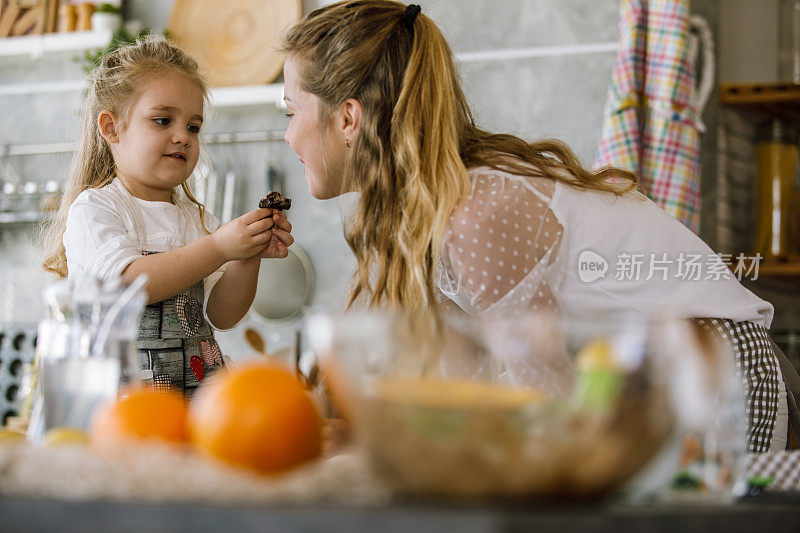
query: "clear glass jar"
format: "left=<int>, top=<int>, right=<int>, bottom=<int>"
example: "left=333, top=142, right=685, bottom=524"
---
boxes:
left=754, top=119, right=799, bottom=260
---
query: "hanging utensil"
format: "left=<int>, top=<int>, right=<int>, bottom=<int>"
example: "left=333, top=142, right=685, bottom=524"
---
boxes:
left=191, top=159, right=209, bottom=206
left=221, top=165, right=237, bottom=223
left=265, top=149, right=280, bottom=193
left=244, top=327, right=267, bottom=356
left=220, top=136, right=239, bottom=224
left=219, top=133, right=241, bottom=224
left=205, top=164, right=220, bottom=217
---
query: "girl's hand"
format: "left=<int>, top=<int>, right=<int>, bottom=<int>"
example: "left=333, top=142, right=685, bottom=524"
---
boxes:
left=259, top=210, right=294, bottom=258
left=211, top=208, right=275, bottom=261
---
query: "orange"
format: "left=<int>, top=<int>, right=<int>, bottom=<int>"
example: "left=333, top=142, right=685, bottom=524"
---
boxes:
left=89, top=388, right=190, bottom=450
left=189, top=362, right=322, bottom=475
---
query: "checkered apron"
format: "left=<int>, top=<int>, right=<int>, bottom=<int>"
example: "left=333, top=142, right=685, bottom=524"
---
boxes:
left=595, top=0, right=701, bottom=232
left=748, top=452, right=800, bottom=491
left=695, top=318, right=782, bottom=453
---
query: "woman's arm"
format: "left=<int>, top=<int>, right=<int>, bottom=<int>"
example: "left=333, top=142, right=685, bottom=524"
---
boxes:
left=442, top=172, right=563, bottom=314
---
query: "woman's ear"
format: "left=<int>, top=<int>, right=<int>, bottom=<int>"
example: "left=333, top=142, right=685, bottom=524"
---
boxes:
left=98, top=110, right=119, bottom=144
left=339, top=98, right=362, bottom=145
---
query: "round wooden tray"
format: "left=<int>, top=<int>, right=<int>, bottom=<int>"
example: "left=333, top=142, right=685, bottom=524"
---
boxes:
left=168, top=0, right=302, bottom=87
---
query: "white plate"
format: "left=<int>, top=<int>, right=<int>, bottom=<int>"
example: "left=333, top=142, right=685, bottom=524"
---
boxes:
left=248, top=244, right=315, bottom=326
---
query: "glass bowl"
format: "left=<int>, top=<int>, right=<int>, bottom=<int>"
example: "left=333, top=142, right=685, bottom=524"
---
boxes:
left=306, top=310, right=731, bottom=501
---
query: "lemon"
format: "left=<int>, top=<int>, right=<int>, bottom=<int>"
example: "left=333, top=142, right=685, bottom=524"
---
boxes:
left=575, top=338, right=618, bottom=371
left=0, top=428, right=26, bottom=445
left=572, top=338, right=625, bottom=411
left=43, top=427, right=89, bottom=446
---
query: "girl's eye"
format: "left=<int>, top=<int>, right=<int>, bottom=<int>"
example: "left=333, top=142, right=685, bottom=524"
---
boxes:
left=284, top=113, right=294, bottom=118
left=188, top=124, right=201, bottom=134
left=153, top=118, right=171, bottom=126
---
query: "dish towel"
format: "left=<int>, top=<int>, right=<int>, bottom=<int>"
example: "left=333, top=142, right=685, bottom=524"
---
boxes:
left=748, top=452, right=800, bottom=491
left=595, top=0, right=703, bottom=232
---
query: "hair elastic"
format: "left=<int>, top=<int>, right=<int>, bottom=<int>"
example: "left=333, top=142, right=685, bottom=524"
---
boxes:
left=404, top=4, right=421, bottom=31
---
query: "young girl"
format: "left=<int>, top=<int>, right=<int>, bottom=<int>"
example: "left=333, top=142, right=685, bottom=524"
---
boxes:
left=42, top=36, right=294, bottom=397
left=279, top=1, right=794, bottom=451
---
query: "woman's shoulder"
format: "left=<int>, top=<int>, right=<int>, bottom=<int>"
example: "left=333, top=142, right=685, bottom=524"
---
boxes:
left=447, top=165, right=560, bottom=240
left=465, top=165, right=556, bottom=206
left=468, top=163, right=553, bottom=184
left=467, top=164, right=543, bottom=181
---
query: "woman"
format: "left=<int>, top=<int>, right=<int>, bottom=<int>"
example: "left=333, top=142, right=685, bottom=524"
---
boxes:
left=281, top=1, right=790, bottom=451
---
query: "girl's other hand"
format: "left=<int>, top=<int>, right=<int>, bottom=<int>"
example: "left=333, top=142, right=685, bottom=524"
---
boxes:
left=259, top=211, right=294, bottom=258
left=211, top=208, right=275, bottom=261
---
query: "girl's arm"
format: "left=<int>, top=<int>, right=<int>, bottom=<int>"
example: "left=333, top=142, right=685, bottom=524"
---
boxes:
left=121, top=234, right=225, bottom=304
left=205, top=211, right=294, bottom=329
left=204, top=256, right=260, bottom=329
left=121, top=208, right=275, bottom=305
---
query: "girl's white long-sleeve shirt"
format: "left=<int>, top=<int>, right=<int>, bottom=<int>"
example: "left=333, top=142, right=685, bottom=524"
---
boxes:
left=63, top=178, right=225, bottom=311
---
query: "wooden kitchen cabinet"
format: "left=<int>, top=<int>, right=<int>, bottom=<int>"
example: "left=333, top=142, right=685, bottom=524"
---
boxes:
left=719, top=82, right=800, bottom=281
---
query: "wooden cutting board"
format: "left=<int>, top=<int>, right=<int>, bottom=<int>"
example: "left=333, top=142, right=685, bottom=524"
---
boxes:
left=168, top=0, right=301, bottom=87
left=0, top=0, right=50, bottom=38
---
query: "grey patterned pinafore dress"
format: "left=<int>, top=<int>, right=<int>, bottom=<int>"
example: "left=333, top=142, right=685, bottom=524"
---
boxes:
left=137, top=258, right=224, bottom=398
left=126, top=196, right=225, bottom=398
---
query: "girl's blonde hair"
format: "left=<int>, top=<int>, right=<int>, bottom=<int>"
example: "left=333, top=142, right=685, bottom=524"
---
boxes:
left=42, top=35, right=209, bottom=278
left=282, top=0, right=638, bottom=311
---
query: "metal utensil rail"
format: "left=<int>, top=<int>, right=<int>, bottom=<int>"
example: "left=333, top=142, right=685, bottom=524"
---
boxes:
left=0, top=130, right=287, bottom=226
left=3, top=129, right=287, bottom=157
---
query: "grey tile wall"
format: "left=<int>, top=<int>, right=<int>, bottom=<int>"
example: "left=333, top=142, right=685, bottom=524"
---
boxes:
left=421, top=0, right=618, bottom=51
left=0, top=0, right=626, bottom=361
left=692, top=0, right=720, bottom=248
left=461, top=52, right=617, bottom=166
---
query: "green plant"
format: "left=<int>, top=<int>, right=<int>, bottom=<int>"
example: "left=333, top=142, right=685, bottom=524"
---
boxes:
left=79, top=27, right=166, bottom=73
left=95, top=3, right=121, bottom=14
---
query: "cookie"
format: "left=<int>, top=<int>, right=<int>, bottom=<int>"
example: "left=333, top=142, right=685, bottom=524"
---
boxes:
left=259, top=190, right=292, bottom=210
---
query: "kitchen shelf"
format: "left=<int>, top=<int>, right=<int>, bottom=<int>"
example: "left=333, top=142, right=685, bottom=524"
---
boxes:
left=718, top=83, right=800, bottom=284
left=0, top=30, right=111, bottom=63
left=0, top=80, right=287, bottom=108
left=719, top=82, right=800, bottom=122
left=758, top=261, right=800, bottom=277
left=0, top=32, right=285, bottom=108
left=210, top=84, right=285, bottom=109
left=730, top=257, right=800, bottom=279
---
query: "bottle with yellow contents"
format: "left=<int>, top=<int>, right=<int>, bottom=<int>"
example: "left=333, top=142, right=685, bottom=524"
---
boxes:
left=754, top=119, right=799, bottom=260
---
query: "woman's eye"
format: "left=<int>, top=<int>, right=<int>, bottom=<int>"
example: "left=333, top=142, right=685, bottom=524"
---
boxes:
left=284, top=113, right=294, bottom=119
left=153, top=118, right=170, bottom=126
left=188, top=124, right=201, bottom=134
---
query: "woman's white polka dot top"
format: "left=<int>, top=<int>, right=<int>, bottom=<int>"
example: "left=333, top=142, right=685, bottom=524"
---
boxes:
left=435, top=166, right=773, bottom=327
